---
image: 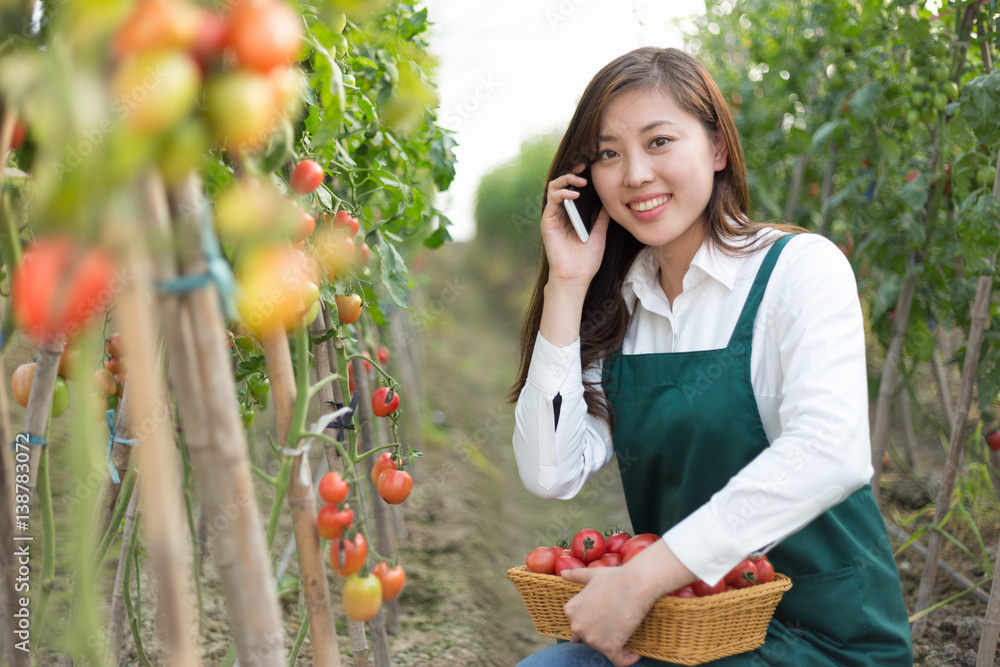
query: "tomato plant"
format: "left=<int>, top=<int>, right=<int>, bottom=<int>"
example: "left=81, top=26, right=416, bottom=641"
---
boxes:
left=376, top=469, right=412, bottom=504
left=371, top=387, right=399, bottom=417
left=318, top=472, right=349, bottom=504
left=290, top=159, right=324, bottom=195
left=342, top=573, right=382, bottom=622
left=371, top=562, right=406, bottom=601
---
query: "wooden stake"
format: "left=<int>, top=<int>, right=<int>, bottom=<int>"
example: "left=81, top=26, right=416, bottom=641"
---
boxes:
left=23, top=340, right=63, bottom=493
left=259, top=324, right=339, bottom=667
left=142, top=172, right=286, bottom=666
left=117, top=220, right=200, bottom=665
left=105, top=476, right=141, bottom=666
left=91, top=381, right=137, bottom=547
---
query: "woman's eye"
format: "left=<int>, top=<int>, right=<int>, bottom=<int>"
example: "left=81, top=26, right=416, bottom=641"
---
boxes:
left=597, top=149, right=618, bottom=160
left=651, top=136, right=671, bottom=148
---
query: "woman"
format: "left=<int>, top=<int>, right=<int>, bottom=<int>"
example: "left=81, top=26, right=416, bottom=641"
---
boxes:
left=511, top=47, right=912, bottom=667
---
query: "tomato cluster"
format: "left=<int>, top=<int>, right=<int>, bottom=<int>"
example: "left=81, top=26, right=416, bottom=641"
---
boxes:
left=524, top=528, right=660, bottom=575
left=371, top=452, right=412, bottom=504
left=669, top=556, right=776, bottom=598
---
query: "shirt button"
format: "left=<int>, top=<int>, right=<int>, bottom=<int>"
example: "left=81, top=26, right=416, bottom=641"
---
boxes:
left=553, top=368, right=562, bottom=376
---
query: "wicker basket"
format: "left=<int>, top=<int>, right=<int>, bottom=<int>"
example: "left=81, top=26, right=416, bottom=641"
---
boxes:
left=507, top=566, right=792, bottom=665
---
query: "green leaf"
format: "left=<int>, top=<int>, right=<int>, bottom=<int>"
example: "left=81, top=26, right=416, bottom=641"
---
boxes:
left=314, top=183, right=333, bottom=209
left=423, top=224, right=451, bottom=249
left=429, top=131, right=458, bottom=191
left=811, top=119, right=846, bottom=152
left=374, top=232, right=410, bottom=309
left=960, top=70, right=1000, bottom=145
left=847, top=81, right=883, bottom=121
left=876, top=134, right=901, bottom=165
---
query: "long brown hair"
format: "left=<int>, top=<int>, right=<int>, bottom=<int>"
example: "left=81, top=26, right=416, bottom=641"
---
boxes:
left=509, top=47, right=796, bottom=424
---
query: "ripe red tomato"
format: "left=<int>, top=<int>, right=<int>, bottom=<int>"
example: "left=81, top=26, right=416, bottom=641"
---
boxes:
left=333, top=210, right=361, bottom=237
left=318, top=472, right=349, bottom=504
left=316, top=504, right=353, bottom=540
left=292, top=207, right=316, bottom=241
left=554, top=555, right=586, bottom=575
left=752, top=556, right=775, bottom=584
left=113, top=0, right=202, bottom=57
left=12, top=237, right=115, bottom=342
left=190, top=8, right=228, bottom=70
left=525, top=547, right=557, bottom=575
left=376, top=346, right=390, bottom=365
left=370, top=452, right=397, bottom=485
left=342, top=573, right=382, bottom=621
left=356, top=241, right=371, bottom=266
left=10, top=121, right=25, bottom=150
left=599, top=553, right=622, bottom=567
left=371, top=387, right=400, bottom=418
left=669, top=585, right=697, bottom=598
left=107, top=332, right=126, bottom=360
left=371, top=562, right=405, bottom=601
left=11, top=363, right=35, bottom=408
left=987, top=431, right=1000, bottom=452
left=587, top=560, right=607, bottom=568
left=58, top=346, right=77, bottom=379
left=730, top=559, right=759, bottom=589
left=290, top=159, right=324, bottom=195
left=376, top=469, right=412, bottom=504
left=605, top=530, right=632, bottom=555
left=336, top=294, right=363, bottom=325
left=331, top=532, right=367, bottom=577
left=570, top=529, right=605, bottom=564
left=621, top=545, right=646, bottom=565
left=227, top=0, right=303, bottom=73
left=619, top=533, right=658, bottom=558
left=691, top=579, right=726, bottom=597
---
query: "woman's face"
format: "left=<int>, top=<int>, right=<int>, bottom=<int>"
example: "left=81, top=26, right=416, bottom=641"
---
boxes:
left=590, top=87, right=727, bottom=253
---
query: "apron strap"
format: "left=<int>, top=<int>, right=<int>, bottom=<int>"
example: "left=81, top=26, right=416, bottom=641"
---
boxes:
left=727, top=233, right=795, bottom=349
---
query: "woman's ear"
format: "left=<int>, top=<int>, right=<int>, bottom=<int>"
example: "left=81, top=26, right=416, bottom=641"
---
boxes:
left=713, top=131, right=728, bottom=172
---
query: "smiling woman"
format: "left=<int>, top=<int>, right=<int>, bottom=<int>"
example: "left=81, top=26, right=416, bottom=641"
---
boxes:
left=509, top=47, right=913, bottom=666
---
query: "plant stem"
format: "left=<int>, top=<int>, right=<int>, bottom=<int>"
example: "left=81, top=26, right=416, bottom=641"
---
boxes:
left=122, top=510, right=153, bottom=667
left=91, top=469, right=136, bottom=570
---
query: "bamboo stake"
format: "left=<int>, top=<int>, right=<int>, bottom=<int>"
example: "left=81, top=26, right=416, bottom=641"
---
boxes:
left=90, top=381, right=136, bottom=547
left=931, top=347, right=957, bottom=431
left=23, top=341, right=63, bottom=493
left=310, top=308, right=344, bottom=472
left=106, top=475, right=141, bottom=666
left=117, top=224, right=200, bottom=665
left=973, top=149, right=1000, bottom=666
left=913, top=248, right=998, bottom=636
left=259, top=324, right=339, bottom=667
left=388, top=314, right=424, bottom=451
left=143, top=172, right=286, bottom=666
left=897, top=389, right=918, bottom=471
left=869, top=269, right=919, bottom=501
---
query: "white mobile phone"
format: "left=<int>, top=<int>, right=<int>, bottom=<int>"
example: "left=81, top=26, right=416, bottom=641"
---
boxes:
left=562, top=198, right=590, bottom=243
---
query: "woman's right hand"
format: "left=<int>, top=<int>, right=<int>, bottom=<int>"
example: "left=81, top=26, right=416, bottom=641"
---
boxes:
left=541, top=165, right=611, bottom=289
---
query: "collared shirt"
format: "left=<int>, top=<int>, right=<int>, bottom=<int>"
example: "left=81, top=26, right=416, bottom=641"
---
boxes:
left=512, top=229, right=874, bottom=584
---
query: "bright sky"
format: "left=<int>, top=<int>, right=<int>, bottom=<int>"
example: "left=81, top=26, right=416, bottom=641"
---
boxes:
left=421, top=0, right=707, bottom=241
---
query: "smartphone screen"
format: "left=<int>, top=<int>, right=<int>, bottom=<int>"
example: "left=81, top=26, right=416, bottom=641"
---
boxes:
left=567, top=166, right=601, bottom=234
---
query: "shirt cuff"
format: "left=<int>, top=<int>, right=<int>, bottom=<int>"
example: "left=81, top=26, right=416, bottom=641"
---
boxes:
left=526, top=332, right=583, bottom=396
left=662, top=504, right=746, bottom=586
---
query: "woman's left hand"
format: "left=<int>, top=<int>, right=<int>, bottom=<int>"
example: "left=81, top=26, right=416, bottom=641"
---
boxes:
left=561, top=539, right=696, bottom=666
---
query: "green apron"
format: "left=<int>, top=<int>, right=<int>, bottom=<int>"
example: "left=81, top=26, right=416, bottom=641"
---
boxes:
left=602, top=235, right=913, bottom=666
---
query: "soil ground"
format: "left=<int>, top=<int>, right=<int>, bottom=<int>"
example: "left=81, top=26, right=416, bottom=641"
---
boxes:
left=12, top=238, right=1000, bottom=666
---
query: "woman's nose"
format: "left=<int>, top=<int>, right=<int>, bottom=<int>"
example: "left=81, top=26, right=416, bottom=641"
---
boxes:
left=622, top=154, right=654, bottom=188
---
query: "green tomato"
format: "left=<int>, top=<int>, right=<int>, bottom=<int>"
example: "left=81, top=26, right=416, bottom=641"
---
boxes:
left=932, top=92, right=948, bottom=113
left=50, top=378, right=69, bottom=419
left=330, top=11, right=347, bottom=34
left=933, top=64, right=950, bottom=83
left=911, top=91, right=926, bottom=109
left=241, top=405, right=255, bottom=430
left=905, top=108, right=921, bottom=125
left=248, top=372, right=270, bottom=399
left=943, top=81, right=959, bottom=101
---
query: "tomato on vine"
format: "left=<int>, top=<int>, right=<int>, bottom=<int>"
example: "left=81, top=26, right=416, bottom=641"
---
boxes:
left=371, top=387, right=399, bottom=417
left=331, top=532, right=367, bottom=577
left=317, top=504, right=353, bottom=540
left=290, top=159, right=324, bottom=195
left=371, top=562, right=406, bottom=601
left=342, top=573, right=382, bottom=621
left=11, top=363, right=35, bottom=408
left=336, top=294, right=363, bottom=325
left=370, top=452, right=397, bottom=485
left=318, top=471, right=349, bottom=504
left=376, top=469, right=412, bottom=504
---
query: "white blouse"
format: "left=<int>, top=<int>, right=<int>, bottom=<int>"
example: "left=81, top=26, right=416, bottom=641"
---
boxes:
left=512, top=229, right=874, bottom=585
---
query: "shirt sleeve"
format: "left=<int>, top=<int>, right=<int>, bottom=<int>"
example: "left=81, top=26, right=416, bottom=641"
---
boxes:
left=512, top=333, right=615, bottom=500
left=663, top=236, right=874, bottom=585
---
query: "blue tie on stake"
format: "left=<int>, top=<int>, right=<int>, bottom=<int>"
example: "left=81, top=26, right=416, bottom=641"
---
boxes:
left=105, top=409, right=139, bottom=484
